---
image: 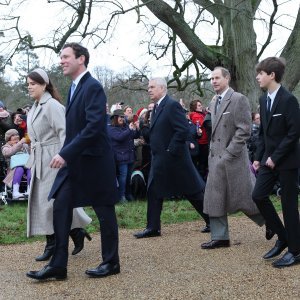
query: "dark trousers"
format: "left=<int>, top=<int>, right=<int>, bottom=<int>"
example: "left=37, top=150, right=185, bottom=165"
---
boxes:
left=49, top=178, right=119, bottom=268
left=198, top=144, right=209, bottom=180
left=252, top=166, right=300, bottom=253
left=146, top=183, right=209, bottom=230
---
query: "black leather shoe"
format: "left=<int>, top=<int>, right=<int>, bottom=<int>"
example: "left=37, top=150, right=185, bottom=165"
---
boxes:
left=85, top=263, right=120, bottom=278
left=26, top=265, right=67, bottom=281
left=272, top=251, right=300, bottom=268
left=265, top=227, right=275, bottom=241
left=69, top=228, right=92, bottom=255
left=201, top=240, right=230, bottom=249
left=263, top=240, right=287, bottom=259
left=133, top=228, right=161, bottom=239
left=201, top=225, right=210, bottom=233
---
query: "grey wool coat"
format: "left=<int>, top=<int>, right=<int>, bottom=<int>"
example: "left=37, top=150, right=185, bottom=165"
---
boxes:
left=203, top=88, right=259, bottom=217
left=26, top=92, right=91, bottom=237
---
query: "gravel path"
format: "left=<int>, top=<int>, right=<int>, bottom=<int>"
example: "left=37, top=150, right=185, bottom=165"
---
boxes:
left=1, top=216, right=300, bottom=299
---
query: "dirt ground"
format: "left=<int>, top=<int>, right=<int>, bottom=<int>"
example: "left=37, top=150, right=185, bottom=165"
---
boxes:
left=1, top=216, right=300, bottom=300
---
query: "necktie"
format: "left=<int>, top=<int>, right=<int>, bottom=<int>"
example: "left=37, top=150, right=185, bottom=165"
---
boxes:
left=151, top=104, right=158, bottom=123
left=70, top=82, right=76, bottom=100
left=266, top=96, right=271, bottom=118
left=215, top=95, right=222, bottom=113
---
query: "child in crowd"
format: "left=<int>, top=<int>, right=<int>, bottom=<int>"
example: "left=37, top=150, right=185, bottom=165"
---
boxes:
left=1, top=128, right=31, bottom=199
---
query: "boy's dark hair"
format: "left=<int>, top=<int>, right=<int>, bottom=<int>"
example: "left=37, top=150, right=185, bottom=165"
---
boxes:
left=255, top=57, right=286, bottom=83
left=62, top=42, right=90, bottom=67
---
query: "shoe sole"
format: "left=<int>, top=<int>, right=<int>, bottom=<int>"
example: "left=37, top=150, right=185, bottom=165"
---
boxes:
left=26, top=274, right=67, bottom=281
left=86, top=270, right=120, bottom=278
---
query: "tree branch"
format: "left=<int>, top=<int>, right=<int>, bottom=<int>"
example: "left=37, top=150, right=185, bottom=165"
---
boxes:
left=257, top=0, right=278, bottom=59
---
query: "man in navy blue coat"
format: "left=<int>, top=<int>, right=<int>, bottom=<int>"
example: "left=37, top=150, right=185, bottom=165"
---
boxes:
left=134, top=78, right=209, bottom=238
left=26, top=43, right=120, bottom=280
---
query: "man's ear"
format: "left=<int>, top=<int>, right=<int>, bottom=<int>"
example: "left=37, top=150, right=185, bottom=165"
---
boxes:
left=78, top=55, right=86, bottom=66
left=270, top=72, right=276, bottom=80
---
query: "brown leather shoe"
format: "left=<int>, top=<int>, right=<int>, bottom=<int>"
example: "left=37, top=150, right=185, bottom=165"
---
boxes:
left=201, top=240, right=230, bottom=249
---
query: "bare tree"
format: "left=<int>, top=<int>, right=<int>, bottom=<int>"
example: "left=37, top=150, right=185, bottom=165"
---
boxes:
left=0, top=0, right=299, bottom=107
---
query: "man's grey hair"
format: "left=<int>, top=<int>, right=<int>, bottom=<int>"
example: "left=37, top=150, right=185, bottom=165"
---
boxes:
left=213, top=67, right=231, bottom=81
left=150, top=77, right=168, bottom=90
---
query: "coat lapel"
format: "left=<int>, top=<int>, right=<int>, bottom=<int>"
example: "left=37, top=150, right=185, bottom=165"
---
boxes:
left=211, top=88, right=233, bottom=137
left=66, top=72, right=91, bottom=115
left=265, top=86, right=283, bottom=128
left=31, top=92, right=52, bottom=123
left=150, top=96, right=167, bottom=129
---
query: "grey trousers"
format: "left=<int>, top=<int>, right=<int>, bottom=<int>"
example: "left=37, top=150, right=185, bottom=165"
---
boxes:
left=210, top=214, right=265, bottom=240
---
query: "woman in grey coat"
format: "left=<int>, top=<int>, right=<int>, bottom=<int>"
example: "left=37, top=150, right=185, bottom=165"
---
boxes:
left=26, top=68, right=92, bottom=261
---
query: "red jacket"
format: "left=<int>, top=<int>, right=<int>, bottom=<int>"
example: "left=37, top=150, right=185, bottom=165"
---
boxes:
left=189, top=112, right=208, bottom=145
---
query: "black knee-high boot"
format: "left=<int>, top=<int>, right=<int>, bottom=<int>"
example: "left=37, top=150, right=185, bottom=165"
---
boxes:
left=35, top=234, right=55, bottom=261
left=69, top=228, right=92, bottom=255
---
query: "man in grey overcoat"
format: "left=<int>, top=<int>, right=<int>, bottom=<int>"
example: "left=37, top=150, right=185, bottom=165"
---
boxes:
left=201, top=67, right=265, bottom=249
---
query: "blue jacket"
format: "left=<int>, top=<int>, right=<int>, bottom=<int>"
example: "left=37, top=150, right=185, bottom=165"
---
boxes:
left=108, top=124, right=139, bottom=164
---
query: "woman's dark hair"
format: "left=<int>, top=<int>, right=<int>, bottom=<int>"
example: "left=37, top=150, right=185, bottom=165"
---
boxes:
left=189, top=99, right=202, bottom=112
left=27, top=71, right=62, bottom=102
left=62, top=42, right=90, bottom=67
left=111, top=115, right=119, bottom=126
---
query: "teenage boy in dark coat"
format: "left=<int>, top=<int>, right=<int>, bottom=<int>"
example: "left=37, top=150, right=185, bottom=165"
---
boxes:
left=252, top=57, right=300, bottom=268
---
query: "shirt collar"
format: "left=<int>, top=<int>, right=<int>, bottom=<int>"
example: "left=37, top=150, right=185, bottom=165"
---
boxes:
left=218, top=88, right=230, bottom=100
left=156, top=94, right=167, bottom=106
left=73, top=70, right=88, bottom=86
left=267, top=85, right=281, bottom=102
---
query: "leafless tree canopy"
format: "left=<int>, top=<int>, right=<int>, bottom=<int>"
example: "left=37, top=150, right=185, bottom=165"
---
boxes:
left=0, top=0, right=299, bottom=107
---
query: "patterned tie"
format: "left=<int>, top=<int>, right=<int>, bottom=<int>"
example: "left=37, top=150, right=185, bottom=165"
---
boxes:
left=70, top=82, right=76, bottom=100
left=215, top=95, right=222, bottom=113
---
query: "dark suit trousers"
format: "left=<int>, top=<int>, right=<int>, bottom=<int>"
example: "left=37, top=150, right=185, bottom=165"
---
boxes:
left=49, top=178, right=119, bottom=268
left=146, top=182, right=209, bottom=230
left=252, top=166, right=300, bottom=253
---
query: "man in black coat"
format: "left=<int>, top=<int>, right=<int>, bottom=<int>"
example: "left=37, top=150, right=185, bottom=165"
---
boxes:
left=252, top=57, right=300, bottom=268
left=134, top=77, right=209, bottom=238
left=26, top=43, right=120, bottom=280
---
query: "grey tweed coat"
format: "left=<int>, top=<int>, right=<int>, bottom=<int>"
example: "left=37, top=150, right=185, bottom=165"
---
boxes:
left=26, top=92, right=91, bottom=237
left=203, top=88, right=259, bottom=217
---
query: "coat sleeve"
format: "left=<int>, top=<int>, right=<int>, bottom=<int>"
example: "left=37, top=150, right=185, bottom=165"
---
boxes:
left=167, top=101, right=189, bottom=155
left=1, top=142, right=24, bottom=158
left=226, top=94, right=251, bottom=157
left=271, top=94, right=300, bottom=165
left=254, top=98, right=265, bottom=162
left=45, top=99, right=66, bottom=148
left=59, top=80, right=106, bottom=162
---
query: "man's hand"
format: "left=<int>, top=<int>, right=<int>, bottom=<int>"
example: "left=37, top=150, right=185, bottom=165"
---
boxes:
left=50, top=154, right=66, bottom=168
left=265, top=157, right=275, bottom=169
left=252, top=160, right=260, bottom=172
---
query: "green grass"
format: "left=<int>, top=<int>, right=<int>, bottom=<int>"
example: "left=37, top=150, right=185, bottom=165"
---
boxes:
left=0, top=195, right=292, bottom=245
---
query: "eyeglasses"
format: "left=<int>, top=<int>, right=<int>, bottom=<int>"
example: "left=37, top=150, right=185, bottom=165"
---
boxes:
left=118, top=116, right=125, bottom=119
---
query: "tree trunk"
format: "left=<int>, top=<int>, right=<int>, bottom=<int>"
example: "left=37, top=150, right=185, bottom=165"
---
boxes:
left=224, top=0, right=261, bottom=109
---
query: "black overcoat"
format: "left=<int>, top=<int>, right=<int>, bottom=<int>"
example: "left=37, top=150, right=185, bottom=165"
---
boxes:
left=148, top=95, right=205, bottom=198
left=49, top=72, right=118, bottom=207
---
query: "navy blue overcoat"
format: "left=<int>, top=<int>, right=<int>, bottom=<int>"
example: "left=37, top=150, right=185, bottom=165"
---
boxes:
left=148, top=95, right=205, bottom=198
left=49, top=72, right=118, bottom=207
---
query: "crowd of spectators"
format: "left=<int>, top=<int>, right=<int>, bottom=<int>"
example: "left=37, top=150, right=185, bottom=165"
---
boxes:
left=0, top=97, right=289, bottom=203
